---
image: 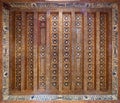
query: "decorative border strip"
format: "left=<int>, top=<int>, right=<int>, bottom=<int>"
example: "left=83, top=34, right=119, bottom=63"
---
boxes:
left=9, top=2, right=116, bottom=9
left=3, top=95, right=118, bottom=101
left=2, top=3, right=118, bottom=101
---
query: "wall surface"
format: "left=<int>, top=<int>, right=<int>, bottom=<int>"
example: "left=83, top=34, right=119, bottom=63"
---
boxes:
left=0, top=0, right=120, bottom=103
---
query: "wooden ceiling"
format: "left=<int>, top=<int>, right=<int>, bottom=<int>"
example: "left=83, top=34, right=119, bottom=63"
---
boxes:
left=0, top=0, right=120, bottom=102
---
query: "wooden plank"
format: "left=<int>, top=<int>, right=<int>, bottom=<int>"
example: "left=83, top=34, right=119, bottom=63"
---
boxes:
left=21, top=12, right=26, bottom=91
left=9, top=11, right=15, bottom=91
left=38, top=13, right=47, bottom=91
left=46, top=11, right=50, bottom=92
left=74, top=12, right=84, bottom=93
left=25, top=12, right=34, bottom=90
left=61, top=12, right=72, bottom=93
left=33, top=12, right=38, bottom=92
left=96, top=11, right=100, bottom=92
left=84, top=12, right=96, bottom=93
left=14, top=12, right=22, bottom=91
left=59, top=11, right=62, bottom=93
left=83, top=11, right=87, bottom=93
left=107, top=10, right=112, bottom=93
left=71, top=10, right=75, bottom=93
left=49, top=12, right=59, bottom=93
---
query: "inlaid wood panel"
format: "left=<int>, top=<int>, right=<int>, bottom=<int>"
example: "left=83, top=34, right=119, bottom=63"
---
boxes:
left=84, top=12, right=96, bottom=91
left=50, top=13, right=59, bottom=92
left=9, top=9, right=112, bottom=95
left=38, top=13, right=47, bottom=91
left=74, top=12, right=84, bottom=93
left=99, top=13, right=109, bottom=91
left=25, top=12, right=34, bottom=90
left=62, top=12, right=72, bottom=93
left=14, top=12, right=23, bottom=91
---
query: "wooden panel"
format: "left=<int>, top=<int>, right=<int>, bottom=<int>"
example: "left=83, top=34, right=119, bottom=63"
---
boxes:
left=62, top=12, right=72, bottom=93
left=74, top=12, right=84, bottom=93
left=14, top=12, right=22, bottom=91
left=38, top=13, right=47, bottom=92
left=9, top=9, right=112, bottom=95
left=99, top=12, right=109, bottom=91
left=49, top=12, right=59, bottom=93
left=25, top=12, right=34, bottom=90
left=84, top=12, right=96, bottom=91
left=9, top=11, right=15, bottom=91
